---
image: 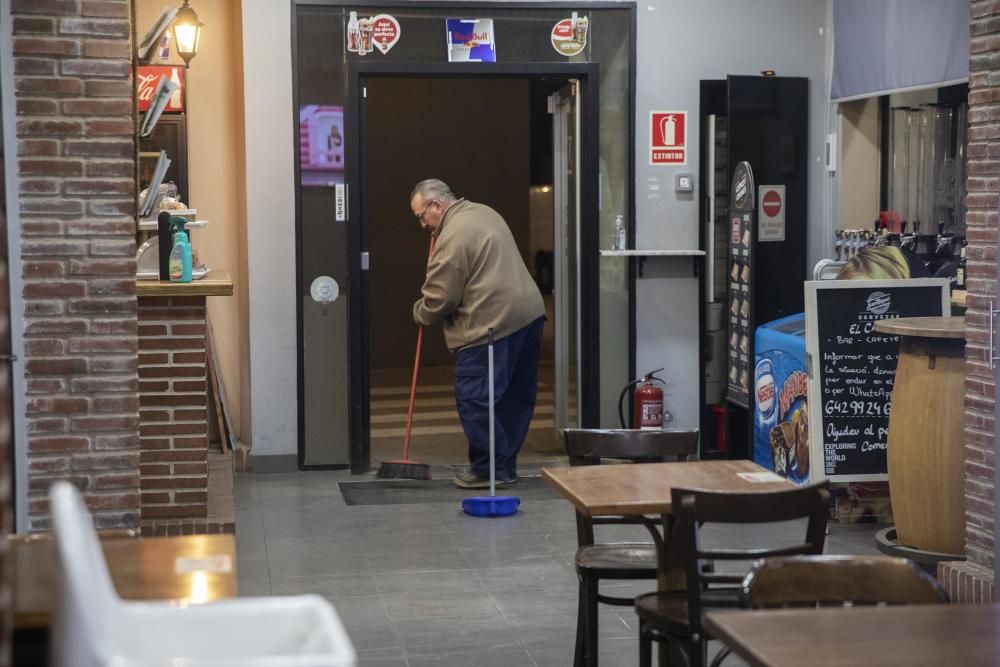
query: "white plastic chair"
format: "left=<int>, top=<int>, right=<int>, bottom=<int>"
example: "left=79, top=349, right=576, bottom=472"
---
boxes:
left=49, top=480, right=356, bottom=667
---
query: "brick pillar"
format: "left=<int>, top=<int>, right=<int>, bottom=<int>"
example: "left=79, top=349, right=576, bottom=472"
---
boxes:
left=939, top=0, right=998, bottom=603
left=138, top=296, right=209, bottom=535
left=13, top=0, right=140, bottom=530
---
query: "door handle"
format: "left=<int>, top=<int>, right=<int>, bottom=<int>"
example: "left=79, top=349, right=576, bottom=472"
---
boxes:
left=991, top=300, right=999, bottom=369
left=361, top=252, right=370, bottom=271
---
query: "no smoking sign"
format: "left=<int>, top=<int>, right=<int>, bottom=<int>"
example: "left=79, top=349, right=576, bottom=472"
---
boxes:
left=758, top=185, right=785, bottom=242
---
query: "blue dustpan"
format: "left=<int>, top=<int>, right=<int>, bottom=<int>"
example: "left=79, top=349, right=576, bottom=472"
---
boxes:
left=462, top=329, right=520, bottom=518
left=462, top=495, right=520, bottom=517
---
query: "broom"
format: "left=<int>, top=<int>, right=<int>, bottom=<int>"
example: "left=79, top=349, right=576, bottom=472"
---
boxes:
left=376, top=236, right=435, bottom=480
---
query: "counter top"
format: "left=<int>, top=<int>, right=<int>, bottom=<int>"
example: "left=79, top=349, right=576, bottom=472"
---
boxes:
left=873, top=316, right=965, bottom=339
left=136, top=270, right=233, bottom=297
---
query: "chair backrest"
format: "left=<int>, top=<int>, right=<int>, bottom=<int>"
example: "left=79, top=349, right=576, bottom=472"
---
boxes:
left=669, top=482, right=832, bottom=635
left=742, top=555, right=949, bottom=608
left=562, top=429, right=699, bottom=546
left=563, top=428, right=699, bottom=466
left=50, top=480, right=122, bottom=667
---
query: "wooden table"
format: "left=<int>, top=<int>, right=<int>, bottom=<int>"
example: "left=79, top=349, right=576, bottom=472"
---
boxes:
left=873, top=316, right=965, bottom=554
left=542, top=459, right=793, bottom=518
left=705, top=604, right=1000, bottom=666
left=542, top=459, right=794, bottom=587
left=13, top=533, right=237, bottom=629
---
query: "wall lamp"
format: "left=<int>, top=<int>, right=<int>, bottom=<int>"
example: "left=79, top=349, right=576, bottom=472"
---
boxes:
left=172, top=0, right=203, bottom=68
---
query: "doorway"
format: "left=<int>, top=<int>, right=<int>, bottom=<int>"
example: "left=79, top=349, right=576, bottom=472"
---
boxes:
left=348, top=64, right=598, bottom=472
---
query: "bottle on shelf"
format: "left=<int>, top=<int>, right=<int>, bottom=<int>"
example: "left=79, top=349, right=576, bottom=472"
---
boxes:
left=834, top=230, right=843, bottom=260
left=956, top=239, right=967, bottom=290
left=168, top=217, right=192, bottom=283
left=613, top=214, right=626, bottom=250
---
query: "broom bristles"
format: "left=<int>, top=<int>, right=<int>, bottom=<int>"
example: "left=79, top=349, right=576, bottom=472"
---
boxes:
left=376, top=460, right=431, bottom=480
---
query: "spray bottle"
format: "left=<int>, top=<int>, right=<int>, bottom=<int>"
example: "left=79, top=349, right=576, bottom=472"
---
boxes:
left=168, top=216, right=192, bottom=283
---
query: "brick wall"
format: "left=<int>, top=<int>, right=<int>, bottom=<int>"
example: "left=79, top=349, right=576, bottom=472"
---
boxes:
left=138, top=295, right=209, bottom=534
left=940, top=0, right=998, bottom=602
left=13, top=0, right=139, bottom=530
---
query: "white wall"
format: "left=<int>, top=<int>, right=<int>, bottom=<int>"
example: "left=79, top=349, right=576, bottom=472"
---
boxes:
left=239, top=0, right=835, bottom=461
left=634, top=0, right=831, bottom=429
left=241, top=0, right=297, bottom=461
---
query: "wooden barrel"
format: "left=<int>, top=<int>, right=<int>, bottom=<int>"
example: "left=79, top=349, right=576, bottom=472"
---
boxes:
left=874, top=317, right=966, bottom=555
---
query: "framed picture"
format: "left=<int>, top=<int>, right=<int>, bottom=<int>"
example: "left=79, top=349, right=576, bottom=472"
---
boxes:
left=139, top=113, right=188, bottom=207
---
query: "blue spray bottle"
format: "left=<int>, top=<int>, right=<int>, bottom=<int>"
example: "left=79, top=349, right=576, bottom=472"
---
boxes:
left=168, top=216, right=192, bottom=283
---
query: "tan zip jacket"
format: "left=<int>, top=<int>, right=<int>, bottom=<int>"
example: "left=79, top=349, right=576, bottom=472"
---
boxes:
left=412, top=199, right=545, bottom=352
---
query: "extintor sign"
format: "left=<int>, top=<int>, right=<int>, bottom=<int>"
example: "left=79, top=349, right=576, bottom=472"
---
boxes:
left=650, top=110, right=687, bottom=165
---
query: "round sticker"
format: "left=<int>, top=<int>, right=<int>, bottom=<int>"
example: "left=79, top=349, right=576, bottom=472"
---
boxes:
left=371, top=14, right=401, bottom=55
left=551, top=15, right=588, bottom=57
left=310, top=276, right=340, bottom=305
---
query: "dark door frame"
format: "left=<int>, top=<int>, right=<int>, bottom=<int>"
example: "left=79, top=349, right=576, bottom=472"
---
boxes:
left=345, top=62, right=601, bottom=473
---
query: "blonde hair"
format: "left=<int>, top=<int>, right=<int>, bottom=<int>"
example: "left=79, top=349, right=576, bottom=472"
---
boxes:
left=836, top=246, right=910, bottom=280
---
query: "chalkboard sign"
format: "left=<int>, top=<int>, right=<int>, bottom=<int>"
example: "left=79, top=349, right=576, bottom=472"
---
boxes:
left=805, top=279, right=949, bottom=481
left=727, top=161, right=755, bottom=407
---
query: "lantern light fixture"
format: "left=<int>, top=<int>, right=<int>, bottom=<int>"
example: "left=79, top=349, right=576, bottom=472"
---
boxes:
left=172, top=0, right=202, bottom=68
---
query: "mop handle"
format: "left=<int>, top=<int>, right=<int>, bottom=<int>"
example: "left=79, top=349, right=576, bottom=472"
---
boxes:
left=401, top=326, right=422, bottom=461
left=488, top=327, right=495, bottom=498
left=401, top=236, right=437, bottom=461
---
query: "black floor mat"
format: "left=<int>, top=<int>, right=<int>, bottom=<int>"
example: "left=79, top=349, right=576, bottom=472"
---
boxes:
left=338, top=477, right=560, bottom=506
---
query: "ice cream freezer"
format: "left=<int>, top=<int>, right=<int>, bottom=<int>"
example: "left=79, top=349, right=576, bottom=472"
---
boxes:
left=753, top=313, right=810, bottom=484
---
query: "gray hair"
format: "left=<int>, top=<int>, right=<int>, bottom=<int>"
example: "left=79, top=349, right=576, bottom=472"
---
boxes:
left=410, top=179, right=456, bottom=204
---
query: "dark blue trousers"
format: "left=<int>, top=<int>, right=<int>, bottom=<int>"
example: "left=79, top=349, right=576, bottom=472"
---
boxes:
left=453, top=317, right=544, bottom=481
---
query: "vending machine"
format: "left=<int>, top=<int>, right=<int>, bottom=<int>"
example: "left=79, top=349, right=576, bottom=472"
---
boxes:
left=699, top=75, right=809, bottom=459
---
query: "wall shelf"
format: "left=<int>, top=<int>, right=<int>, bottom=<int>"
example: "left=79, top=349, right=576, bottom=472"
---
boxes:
left=138, top=218, right=208, bottom=231
left=600, top=249, right=705, bottom=277
left=600, top=249, right=706, bottom=257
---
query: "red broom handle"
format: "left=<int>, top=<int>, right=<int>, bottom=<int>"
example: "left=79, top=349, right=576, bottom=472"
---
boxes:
left=402, top=236, right=436, bottom=460
left=401, top=326, right=422, bottom=461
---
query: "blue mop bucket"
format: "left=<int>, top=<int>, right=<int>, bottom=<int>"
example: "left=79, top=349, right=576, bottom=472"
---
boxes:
left=462, top=328, right=520, bottom=518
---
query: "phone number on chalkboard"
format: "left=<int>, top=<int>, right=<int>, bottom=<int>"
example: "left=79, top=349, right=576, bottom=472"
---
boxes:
left=824, top=400, right=891, bottom=418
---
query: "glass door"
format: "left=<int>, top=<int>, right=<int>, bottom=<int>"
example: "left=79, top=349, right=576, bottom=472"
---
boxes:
left=552, top=81, right=581, bottom=430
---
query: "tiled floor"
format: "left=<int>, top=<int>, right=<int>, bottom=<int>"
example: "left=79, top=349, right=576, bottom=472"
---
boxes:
left=235, top=470, right=884, bottom=666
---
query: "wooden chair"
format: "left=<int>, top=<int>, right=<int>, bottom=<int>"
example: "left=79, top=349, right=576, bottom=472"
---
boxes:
left=634, top=482, right=831, bottom=667
left=562, top=428, right=700, bottom=667
left=741, top=554, right=949, bottom=608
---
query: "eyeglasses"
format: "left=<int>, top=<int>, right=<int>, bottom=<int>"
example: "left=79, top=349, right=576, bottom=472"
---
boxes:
left=415, top=200, right=437, bottom=222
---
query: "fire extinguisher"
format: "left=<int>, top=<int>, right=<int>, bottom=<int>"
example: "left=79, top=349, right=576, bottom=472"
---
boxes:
left=618, top=368, right=665, bottom=429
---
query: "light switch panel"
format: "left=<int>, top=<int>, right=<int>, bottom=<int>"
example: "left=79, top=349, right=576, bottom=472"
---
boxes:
left=675, top=173, right=694, bottom=193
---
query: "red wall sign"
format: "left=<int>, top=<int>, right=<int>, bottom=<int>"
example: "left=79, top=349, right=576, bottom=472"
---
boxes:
left=650, top=110, right=687, bottom=165
left=137, top=65, right=184, bottom=113
left=762, top=190, right=782, bottom=217
left=758, top=185, right=786, bottom=242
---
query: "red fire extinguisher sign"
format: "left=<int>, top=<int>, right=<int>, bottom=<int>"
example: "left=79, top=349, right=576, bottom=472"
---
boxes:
left=650, top=110, right=687, bottom=166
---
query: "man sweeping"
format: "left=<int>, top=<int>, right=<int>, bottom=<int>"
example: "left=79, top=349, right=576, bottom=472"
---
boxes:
left=410, top=179, right=545, bottom=488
